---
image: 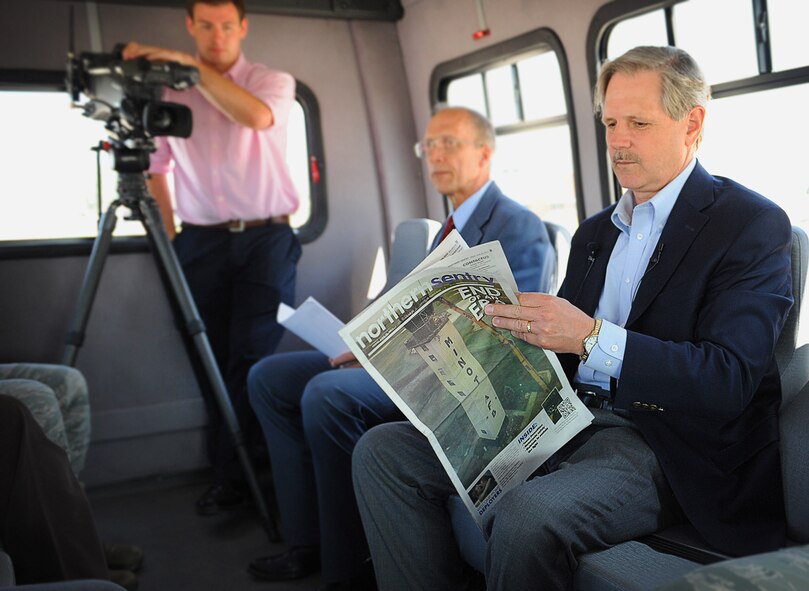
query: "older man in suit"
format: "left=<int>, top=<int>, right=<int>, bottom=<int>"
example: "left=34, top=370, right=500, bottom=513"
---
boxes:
left=246, top=106, right=553, bottom=589
left=353, top=47, right=792, bottom=591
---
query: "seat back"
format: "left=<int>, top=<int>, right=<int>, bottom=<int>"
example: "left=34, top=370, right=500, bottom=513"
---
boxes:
left=777, top=227, right=809, bottom=544
left=777, top=226, right=809, bottom=403
left=0, top=549, right=13, bottom=587
left=543, top=221, right=571, bottom=295
left=381, top=218, right=441, bottom=293
left=781, top=365, right=809, bottom=544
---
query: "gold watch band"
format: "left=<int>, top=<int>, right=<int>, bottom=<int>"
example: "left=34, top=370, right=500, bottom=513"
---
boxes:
left=580, top=318, right=603, bottom=362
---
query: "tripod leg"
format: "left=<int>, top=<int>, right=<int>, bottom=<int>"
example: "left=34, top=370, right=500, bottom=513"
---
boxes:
left=62, top=202, right=121, bottom=367
left=137, top=196, right=280, bottom=543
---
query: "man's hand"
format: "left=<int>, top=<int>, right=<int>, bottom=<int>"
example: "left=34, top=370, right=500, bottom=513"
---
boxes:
left=122, top=41, right=272, bottom=130
left=122, top=42, right=196, bottom=67
left=486, top=293, right=595, bottom=355
left=329, top=351, right=360, bottom=369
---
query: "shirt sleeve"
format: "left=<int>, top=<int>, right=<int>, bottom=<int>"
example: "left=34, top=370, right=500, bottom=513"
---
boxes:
left=148, top=136, right=173, bottom=175
left=246, top=68, right=296, bottom=127
left=582, top=319, right=626, bottom=380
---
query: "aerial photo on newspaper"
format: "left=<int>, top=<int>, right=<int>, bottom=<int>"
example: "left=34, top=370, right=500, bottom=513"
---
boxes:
left=339, top=234, right=593, bottom=526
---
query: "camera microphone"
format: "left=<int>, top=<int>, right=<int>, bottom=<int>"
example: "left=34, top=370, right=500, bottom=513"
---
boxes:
left=572, top=241, right=600, bottom=305
left=632, top=242, right=666, bottom=302
left=645, top=242, right=664, bottom=275
left=586, top=242, right=599, bottom=263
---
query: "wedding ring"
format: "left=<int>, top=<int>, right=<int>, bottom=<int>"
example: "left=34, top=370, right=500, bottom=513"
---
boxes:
left=526, top=320, right=532, bottom=334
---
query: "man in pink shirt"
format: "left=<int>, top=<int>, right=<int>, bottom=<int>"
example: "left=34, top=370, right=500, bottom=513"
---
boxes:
left=124, top=0, right=300, bottom=515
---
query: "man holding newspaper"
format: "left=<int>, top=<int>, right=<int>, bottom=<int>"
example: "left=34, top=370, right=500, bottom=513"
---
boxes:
left=353, top=46, right=792, bottom=590
left=246, top=106, right=554, bottom=589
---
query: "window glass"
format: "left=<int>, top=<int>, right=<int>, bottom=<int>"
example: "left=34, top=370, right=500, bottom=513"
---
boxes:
left=287, top=101, right=310, bottom=229
left=673, top=0, right=758, bottom=84
left=444, top=45, right=579, bottom=287
left=768, top=0, right=809, bottom=72
left=606, top=10, right=667, bottom=61
left=484, top=65, right=520, bottom=127
left=698, top=84, right=809, bottom=232
left=0, top=91, right=127, bottom=241
left=0, top=90, right=315, bottom=241
left=446, top=73, right=487, bottom=114
left=492, top=125, right=578, bottom=236
left=518, top=52, right=566, bottom=121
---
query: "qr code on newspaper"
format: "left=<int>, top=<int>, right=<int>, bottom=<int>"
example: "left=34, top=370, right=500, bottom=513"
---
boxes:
left=558, top=397, right=575, bottom=419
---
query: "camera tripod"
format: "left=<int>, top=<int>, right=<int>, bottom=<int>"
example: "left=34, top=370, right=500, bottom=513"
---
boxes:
left=62, top=158, right=280, bottom=543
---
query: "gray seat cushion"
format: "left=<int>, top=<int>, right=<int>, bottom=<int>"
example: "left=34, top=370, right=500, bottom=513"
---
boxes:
left=0, top=551, right=13, bottom=587
left=656, top=544, right=809, bottom=590
left=576, top=542, right=699, bottom=591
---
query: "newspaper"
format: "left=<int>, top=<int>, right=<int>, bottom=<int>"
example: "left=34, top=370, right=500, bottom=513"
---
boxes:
left=339, top=232, right=593, bottom=525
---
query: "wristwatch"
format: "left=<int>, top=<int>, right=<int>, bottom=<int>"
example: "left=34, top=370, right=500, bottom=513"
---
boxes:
left=580, top=318, right=603, bottom=363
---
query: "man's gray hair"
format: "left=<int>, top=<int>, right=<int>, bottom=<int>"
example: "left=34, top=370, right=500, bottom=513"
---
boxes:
left=593, top=46, right=710, bottom=121
left=432, top=103, right=496, bottom=150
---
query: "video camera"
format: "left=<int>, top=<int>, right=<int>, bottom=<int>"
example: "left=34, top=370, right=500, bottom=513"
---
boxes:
left=66, top=43, right=199, bottom=171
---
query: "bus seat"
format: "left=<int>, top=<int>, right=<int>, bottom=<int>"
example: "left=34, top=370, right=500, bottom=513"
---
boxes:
left=654, top=374, right=809, bottom=590
left=655, top=543, right=809, bottom=591
left=543, top=221, right=571, bottom=294
left=447, top=226, right=809, bottom=589
left=381, top=218, right=441, bottom=293
left=0, top=551, right=12, bottom=587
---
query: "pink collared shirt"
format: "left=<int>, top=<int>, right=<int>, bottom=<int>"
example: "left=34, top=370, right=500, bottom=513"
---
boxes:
left=149, top=53, right=299, bottom=224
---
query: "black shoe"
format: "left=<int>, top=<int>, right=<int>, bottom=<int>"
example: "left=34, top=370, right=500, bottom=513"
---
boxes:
left=195, top=482, right=246, bottom=516
left=248, top=546, right=319, bottom=581
left=103, top=542, right=144, bottom=572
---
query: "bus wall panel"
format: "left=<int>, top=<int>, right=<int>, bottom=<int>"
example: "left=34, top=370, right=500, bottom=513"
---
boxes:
left=0, top=252, right=207, bottom=486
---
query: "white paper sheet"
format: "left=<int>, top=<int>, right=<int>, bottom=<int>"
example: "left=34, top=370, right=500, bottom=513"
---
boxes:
left=277, top=296, right=348, bottom=358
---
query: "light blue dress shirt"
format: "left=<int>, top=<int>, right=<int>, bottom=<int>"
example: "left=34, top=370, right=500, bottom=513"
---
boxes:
left=574, top=158, right=698, bottom=390
left=448, top=179, right=493, bottom=233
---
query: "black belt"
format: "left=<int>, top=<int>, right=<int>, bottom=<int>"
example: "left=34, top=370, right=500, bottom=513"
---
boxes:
left=183, top=215, right=290, bottom=232
left=573, top=383, right=614, bottom=412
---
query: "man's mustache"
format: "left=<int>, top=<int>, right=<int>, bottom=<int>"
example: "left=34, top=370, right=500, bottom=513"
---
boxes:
left=613, top=151, right=640, bottom=164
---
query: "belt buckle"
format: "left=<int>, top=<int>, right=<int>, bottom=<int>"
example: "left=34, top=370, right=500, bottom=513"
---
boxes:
left=229, top=220, right=246, bottom=233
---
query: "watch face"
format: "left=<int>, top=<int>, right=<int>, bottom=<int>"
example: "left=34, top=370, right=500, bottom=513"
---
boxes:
left=584, top=335, right=597, bottom=353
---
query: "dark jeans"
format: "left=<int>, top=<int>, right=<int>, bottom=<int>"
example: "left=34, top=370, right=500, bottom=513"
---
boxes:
left=248, top=351, right=405, bottom=583
left=174, top=222, right=301, bottom=481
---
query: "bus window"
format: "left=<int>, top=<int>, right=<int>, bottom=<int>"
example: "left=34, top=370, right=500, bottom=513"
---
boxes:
left=605, top=10, right=667, bottom=61
left=0, top=89, right=126, bottom=241
left=436, top=29, right=582, bottom=251
left=769, top=0, right=809, bottom=72
left=0, top=79, right=325, bottom=243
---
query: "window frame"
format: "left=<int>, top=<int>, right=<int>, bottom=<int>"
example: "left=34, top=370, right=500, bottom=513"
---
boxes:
left=429, top=27, right=585, bottom=224
left=0, top=67, right=327, bottom=257
left=586, top=0, right=809, bottom=205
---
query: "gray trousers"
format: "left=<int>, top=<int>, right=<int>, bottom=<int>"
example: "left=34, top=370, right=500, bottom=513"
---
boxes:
left=353, top=411, right=682, bottom=591
left=0, top=364, right=90, bottom=474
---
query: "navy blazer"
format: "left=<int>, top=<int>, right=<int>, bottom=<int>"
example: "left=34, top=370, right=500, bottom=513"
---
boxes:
left=557, top=162, right=793, bottom=556
left=430, top=182, right=554, bottom=293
